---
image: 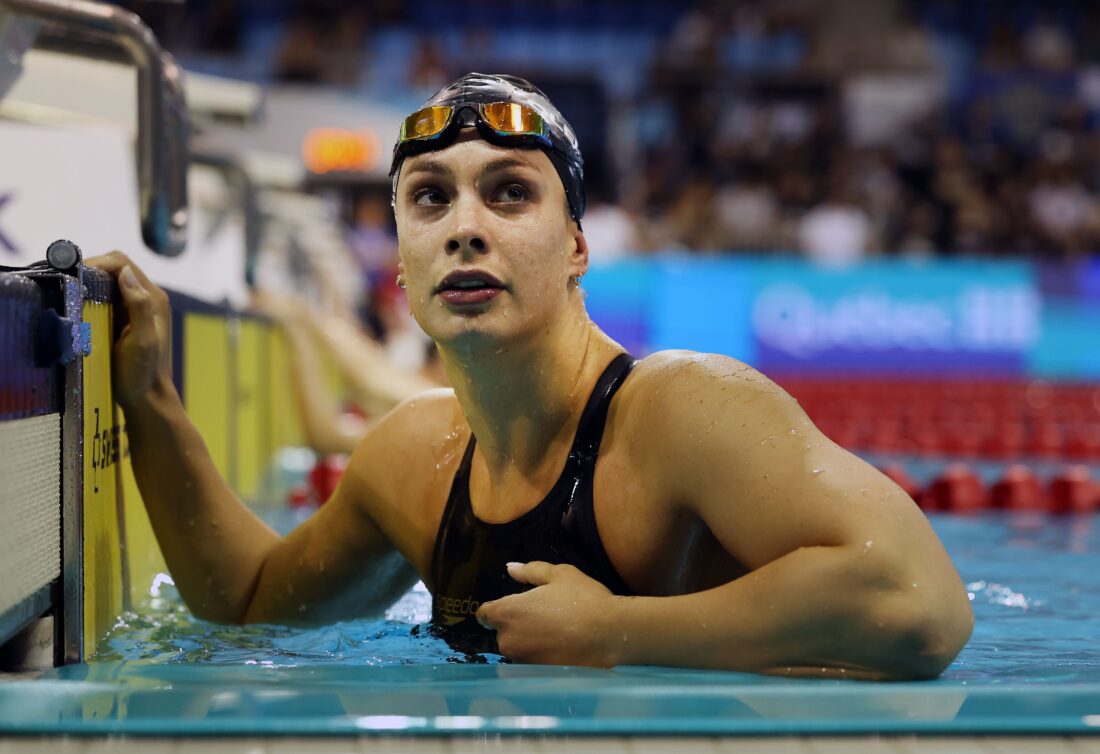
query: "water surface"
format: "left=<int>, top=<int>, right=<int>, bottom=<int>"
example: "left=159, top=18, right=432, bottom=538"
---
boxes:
left=93, top=512, right=1100, bottom=684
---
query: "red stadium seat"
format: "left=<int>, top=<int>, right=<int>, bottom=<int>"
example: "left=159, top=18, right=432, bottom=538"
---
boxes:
left=921, top=464, right=986, bottom=513
left=1048, top=467, right=1098, bottom=514
left=990, top=465, right=1048, bottom=512
left=1063, top=425, right=1100, bottom=461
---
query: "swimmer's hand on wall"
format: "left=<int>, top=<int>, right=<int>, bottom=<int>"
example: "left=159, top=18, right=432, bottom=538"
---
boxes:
left=86, top=252, right=175, bottom=410
left=476, top=561, right=623, bottom=667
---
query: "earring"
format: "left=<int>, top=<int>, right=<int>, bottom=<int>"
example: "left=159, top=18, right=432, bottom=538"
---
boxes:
left=572, top=275, right=583, bottom=287
left=396, top=274, right=406, bottom=289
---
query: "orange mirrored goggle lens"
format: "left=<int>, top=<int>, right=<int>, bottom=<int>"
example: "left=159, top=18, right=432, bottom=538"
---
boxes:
left=479, top=102, right=546, bottom=135
left=399, top=105, right=454, bottom=141
left=398, top=103, right=547, bottom=143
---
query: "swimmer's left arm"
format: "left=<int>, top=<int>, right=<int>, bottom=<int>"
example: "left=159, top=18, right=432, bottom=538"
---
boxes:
left=602, top=353, right=973, bottom=679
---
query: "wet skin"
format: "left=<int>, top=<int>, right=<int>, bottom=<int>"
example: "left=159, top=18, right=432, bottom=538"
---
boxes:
left=88, top=133, right=974, bottom=679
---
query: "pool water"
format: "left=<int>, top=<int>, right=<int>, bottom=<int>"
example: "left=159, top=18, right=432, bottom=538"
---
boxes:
left=1, top=513, right=1099, bottom=736
left=91, top=513, right=1100, bottom=683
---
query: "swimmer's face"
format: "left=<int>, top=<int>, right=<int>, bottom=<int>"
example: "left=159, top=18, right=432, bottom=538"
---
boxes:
left=394, top=131, right=587, bottom=346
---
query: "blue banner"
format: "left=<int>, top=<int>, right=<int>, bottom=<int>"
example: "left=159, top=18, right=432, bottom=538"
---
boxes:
left=583, top=255, right=1098, bottom=380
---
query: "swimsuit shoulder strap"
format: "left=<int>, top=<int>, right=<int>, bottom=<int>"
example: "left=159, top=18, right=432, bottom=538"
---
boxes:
left=429, top=433, right=477, bottom=590
left=567, top=352, right=637, bottom=470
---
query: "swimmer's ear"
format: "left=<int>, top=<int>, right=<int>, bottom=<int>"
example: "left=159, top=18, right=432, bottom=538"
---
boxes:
left=569, top=231, right=589, bottom=281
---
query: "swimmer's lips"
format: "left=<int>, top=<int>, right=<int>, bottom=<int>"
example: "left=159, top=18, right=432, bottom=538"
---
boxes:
left=434, top=269, right=506, bottom=306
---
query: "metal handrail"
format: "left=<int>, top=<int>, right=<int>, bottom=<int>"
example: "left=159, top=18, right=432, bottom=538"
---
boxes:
left=0, top=0, right=189, bottom=256
left=192, top=151, right=260, bottom=286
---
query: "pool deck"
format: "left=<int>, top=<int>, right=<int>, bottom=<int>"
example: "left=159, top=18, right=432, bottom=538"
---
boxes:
left=0, top=735, right=1099, bottom=752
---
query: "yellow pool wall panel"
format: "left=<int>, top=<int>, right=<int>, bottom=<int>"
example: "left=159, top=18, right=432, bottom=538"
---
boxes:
left=119, top=447, right=168, bottom=611
left=77, top=302, right=301, bottom=656
left=183, top=314, right=233, bottom=484
left=80, top=299, right=125, bottom=659
left=266, top=326, right=305, bottom=453
left=235, top=318, right=265, bottom=502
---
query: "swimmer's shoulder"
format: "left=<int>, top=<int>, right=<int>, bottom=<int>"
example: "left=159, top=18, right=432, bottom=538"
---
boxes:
left=614, top=350, right=804, bottom=453
left=340, top=388, right=467, bottom=560
left=341, top=388, right=466, bottom=500
left=350, top=387, right=466, bottom=468
left=622, top=349, right=786, bottom=410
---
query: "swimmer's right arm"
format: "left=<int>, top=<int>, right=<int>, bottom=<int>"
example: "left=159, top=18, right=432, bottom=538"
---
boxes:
left=87, top=254, right=418, bottom=624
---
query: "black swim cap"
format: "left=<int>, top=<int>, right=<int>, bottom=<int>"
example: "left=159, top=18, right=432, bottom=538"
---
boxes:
left=390, top=72, right=586, bottom=226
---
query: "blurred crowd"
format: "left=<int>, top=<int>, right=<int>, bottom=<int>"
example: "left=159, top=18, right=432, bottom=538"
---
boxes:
left=128, top=0, right=1100, bottom=262
left=627, top=1, right=1100, bottom=263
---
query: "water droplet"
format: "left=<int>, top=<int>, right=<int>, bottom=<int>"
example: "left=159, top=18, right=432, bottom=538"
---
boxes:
left=811, top=468, right=825, bottom=476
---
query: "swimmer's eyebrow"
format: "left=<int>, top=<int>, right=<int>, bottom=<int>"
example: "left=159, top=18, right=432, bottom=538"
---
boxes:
left=476, top=157, right=540, bottom=179
left=403, top=158, right=451, bottom=179
left=404, top=156, right=540, bottom=181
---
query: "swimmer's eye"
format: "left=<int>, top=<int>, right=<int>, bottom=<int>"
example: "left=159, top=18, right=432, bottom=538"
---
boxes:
left=412, top=187, right=448, bottom=206
left=493, top=183, right=530, bottom=204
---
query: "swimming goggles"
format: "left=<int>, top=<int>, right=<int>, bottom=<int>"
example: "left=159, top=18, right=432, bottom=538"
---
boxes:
left=396, top=102, right=551, bottom=157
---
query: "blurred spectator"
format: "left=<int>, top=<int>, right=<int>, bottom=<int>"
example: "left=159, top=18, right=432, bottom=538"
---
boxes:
left=347, top=193, right=398, bottom=282
left=154, top=0, right=1100, bottom=260
left=275, top=17, right=324, bottom=83
left=1028, top=162, right=1100, bottom=255
left=345, top=193, right=401, bottom=340
left=798, top=180, right=873, bottom=267
left=662, top=175, right=725, bottom=251
left=715, top=167, right=780, bottom=251
left=409, top=37, right=452, bottom=92
left=895, top=201, right=941, bottom=257
left=581, top=188, right=642, bottom=265
left=1023, top=16, right=1075, bottom=72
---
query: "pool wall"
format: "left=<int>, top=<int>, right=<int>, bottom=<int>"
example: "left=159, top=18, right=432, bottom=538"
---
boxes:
left=0, top=264, right=338, bottom=665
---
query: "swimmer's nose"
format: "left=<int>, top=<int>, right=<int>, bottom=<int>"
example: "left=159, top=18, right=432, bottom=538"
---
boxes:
left=445, top=195, right=489, bottom=256
left=446, top=235, right=486, bottom=255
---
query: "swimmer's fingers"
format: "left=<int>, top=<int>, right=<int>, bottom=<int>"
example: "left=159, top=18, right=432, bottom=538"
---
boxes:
left=87, top=252, right=165, bottom=325
left=505, top=560, right=559, bottom=587
left=87, top=253, right=174, bottom=408
left=86, top=251, right=157, bottom=289
left=473, top=563, right=541, bottom=629
left=480, top=564, right=618, bottom=665
left=475, top=601, right=497, bottom=631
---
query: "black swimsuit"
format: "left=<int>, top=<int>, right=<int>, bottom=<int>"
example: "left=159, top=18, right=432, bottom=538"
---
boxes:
left=429, top=353, right=636, bottom=654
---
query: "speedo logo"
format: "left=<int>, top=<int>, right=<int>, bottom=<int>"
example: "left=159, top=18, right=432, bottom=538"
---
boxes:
left=435, top=594, right=480, bottom=625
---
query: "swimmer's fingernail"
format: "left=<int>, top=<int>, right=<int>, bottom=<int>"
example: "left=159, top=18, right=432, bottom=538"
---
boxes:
left=120, top=265, right=139, bottom=290
left=506, top=561, right=525, bottom=569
